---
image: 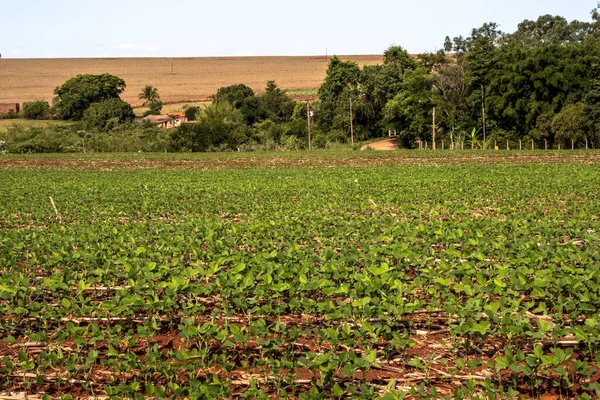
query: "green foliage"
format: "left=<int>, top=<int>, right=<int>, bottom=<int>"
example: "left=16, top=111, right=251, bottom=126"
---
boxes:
left=2, top=160, right=600, bottom=397
left=143, top=100, right=163, bottom=116
left=170, top=103, right=248, bottom=151
left=383, top=67, right=433, bottom=146
left=184, top=106, right=199, bottom=121
left=82, top=98, right=135, bottom=132
left=584, top=83, right=600, bottom=136
left=22, top=100, right=51, bottom=120
left=213, top=84, right=255, bottom=108
left=0, top=110, right=20, bottom=120
left=53, top=74, right=126, bottom=120
left=552, top=102, right=589, bottom=145
left=260, top=81, right=295, bottom=123
left=0, top=122, right=167, bottom=153
left=138, top=85, right=161, bottom=106
left=317, top=56, right=361, bottom=134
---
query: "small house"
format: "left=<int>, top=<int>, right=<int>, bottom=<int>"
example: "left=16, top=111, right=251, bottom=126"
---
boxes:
left=142, top=112, right=188, bottom=129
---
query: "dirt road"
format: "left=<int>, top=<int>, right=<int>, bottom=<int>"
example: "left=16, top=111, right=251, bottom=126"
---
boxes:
left=361, top=138, right=401, bottom=151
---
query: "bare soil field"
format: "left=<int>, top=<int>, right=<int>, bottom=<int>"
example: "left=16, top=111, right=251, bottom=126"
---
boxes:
left=0, top=55, right=382, bottom=106
left=2, top=151, right=600, bottom=171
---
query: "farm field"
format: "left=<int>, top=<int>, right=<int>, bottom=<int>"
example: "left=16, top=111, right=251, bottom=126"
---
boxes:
left=2, top=152, right=600, bottom=399
left=0, top=56, right=382, bottom=107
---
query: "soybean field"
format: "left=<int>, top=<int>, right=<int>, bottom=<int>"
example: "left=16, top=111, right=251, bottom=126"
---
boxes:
left=2, top=154, right=600, bottom=399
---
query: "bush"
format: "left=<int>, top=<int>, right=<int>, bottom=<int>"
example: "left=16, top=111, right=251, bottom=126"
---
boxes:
left=0, top=111, right=20, bottom=120
left=143, top=101, right=163, bottom=116
left=184, top=106, right=199, bottom=121
left=22, top=100, right=51, bottom=120
left=2, top=123, right=169, bottom=153
left=82, top=99, right=135, bottom=131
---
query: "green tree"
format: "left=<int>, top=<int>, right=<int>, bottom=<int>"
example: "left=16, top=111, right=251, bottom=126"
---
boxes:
left=584, top=83, right=600, bottom=138
left=22, top=100, right=51, bottom=120
left=259, top=81, right=296, bottom=123
left=53, top=74, right=126, bottom=120
left=552, top=102, right=589, bottom=147
left=383, top=67, right=433, bottom=147
left=184, top=106, right=199, bottom=121
left=82, top=98, right=135, bottom=131
left=317, top=56, right=361, bottom=133
left=138, top=85, right=161, bottom=106
left=213, top=84, right=255, bottom=108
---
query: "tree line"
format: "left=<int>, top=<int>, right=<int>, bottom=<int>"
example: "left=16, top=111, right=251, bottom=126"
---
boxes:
left=3, top=6, right=600, bottom=152
left=316, top=9, right=600, bottom=149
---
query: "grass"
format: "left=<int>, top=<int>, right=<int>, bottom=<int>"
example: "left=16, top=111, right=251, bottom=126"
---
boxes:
left=0, top=119, right=73, bottom=133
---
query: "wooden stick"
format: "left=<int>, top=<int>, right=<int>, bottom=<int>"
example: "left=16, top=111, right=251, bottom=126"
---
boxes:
left=49, top=196, right=59, bottom=218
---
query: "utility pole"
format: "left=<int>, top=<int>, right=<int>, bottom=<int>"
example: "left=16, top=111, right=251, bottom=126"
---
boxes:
left=350, top=98, right=354, bottom=145
left=481, top=84, right=486, bottom=149
left=432, top=106, right=436, bottom=150
left=307, top=101, right=312, bottom=151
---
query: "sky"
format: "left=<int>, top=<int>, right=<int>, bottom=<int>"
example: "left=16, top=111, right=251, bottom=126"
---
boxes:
left=0, top=0, right=597, bottom=58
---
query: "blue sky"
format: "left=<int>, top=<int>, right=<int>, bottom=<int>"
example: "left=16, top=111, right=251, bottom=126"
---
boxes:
left=1, top=0, right=596, bottom=58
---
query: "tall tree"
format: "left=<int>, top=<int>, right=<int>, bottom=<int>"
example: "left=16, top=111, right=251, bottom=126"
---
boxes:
left=138, top=85, right=161, bottom=106
left=317, top=56, right=361, bottom=135
left=53, top=74, right=126, bottom=120
left=466, top=22, right=503, bottom=148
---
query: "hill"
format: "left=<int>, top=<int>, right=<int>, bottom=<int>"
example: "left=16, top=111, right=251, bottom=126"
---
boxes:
left=0, top=55, right=382, bottom=106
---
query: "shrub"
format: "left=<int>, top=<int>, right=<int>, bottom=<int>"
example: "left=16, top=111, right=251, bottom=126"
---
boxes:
left=0, top=111, right=19, bottom=120
left=185, top=106, right=199, bottom=121
left=143, top=101, right=163, bottom=116
left=22, top=100, right=51, bottom=120
left=82, top=99, right=135, bottom=131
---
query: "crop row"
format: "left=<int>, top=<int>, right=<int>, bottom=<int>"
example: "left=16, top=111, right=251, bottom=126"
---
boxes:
left=1, top=165, right=600, bottom=398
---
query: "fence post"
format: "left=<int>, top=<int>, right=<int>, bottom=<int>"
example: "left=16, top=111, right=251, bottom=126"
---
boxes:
left=572, top=139, right=574, bottom=150
left=531, top=139, right=534, bottom=150
left=545, top=139, right=547, bottom=150
left=586, top=137, right=589, bottom=150
left=519, top=140, right=522, bottom=151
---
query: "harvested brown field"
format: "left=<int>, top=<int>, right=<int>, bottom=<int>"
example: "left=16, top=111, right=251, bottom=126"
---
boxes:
left=0, top=55, right=382, bottom=106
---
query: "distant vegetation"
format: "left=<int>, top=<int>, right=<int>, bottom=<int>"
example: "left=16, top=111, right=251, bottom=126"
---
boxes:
left=3, top=6, right=600, bottom=152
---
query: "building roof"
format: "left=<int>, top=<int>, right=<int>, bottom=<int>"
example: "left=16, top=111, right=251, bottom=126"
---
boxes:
left=143, top=115, right=170, bottom=124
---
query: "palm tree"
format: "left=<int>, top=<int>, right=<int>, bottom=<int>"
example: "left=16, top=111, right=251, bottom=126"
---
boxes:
left=138, top=85, right=160, bottom=106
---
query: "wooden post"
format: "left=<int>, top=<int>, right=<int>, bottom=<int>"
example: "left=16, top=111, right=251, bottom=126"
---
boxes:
left=586, top=137, right=589, bottom=150
left=442, top=140, right=444, bottom=150
left=531, top=139, right=534, bottom=150
left=350, top=98, right=354, bottom=145
left=572, top=138, right=574, bottom=150
left=307, top=101, right=312, bottom=151
left=545, top=139, right=547, bottom=150
left=432, top=106, right=436, bottom=150
left=519, top=140, right=522, bottom=151
left=507, top=140, right=509, bottom=150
